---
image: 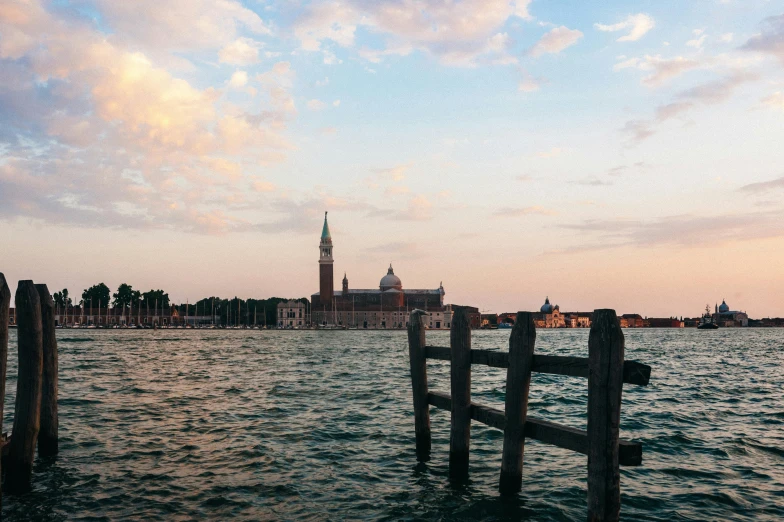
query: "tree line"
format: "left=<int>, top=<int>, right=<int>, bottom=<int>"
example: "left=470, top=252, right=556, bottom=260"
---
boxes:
left=51, top=283, right=307, bottom=326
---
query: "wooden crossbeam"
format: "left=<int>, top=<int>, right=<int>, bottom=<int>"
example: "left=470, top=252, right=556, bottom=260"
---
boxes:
left=424, top=346, right=651, bottom=386
left=427, top=391, right=642, bottom=466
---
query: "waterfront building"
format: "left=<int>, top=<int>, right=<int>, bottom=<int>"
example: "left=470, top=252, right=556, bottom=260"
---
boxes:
left=277, top=300, right=307, bottom=328
left=532, top=297, right=566, bottom=328
left=646, top=317, right=685, bottom=328
left=310, top=212, right=453, bottom=329
left=620, top=314, right=644, bottom=328
left=480, top=313, right=498, bottom=328
left=712, top=300, right=749, bottom=327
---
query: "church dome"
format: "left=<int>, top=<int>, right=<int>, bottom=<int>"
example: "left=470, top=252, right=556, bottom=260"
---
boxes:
left=718, top=300, right=729, bottom=313
left=380, top=264, right=403, bottom=290
left=541, top=297, right=554, bottom=313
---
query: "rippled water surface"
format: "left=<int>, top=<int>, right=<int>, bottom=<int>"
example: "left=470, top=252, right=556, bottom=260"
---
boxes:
left=2, top=328, right=783, bottom=521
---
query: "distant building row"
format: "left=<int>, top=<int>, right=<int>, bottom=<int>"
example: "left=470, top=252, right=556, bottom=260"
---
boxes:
left=277, top=212, right=480, bottom=329
left=491, top=297, right=751, bottom=329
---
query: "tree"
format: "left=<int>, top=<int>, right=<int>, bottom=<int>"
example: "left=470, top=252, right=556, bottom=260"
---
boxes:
left=82, top=283, right=110, bottom=308
left=53, top=289, right=72, bottom=308
left=112, top=283, right=135, bottom=309
left=52, top=288, right=73, bottom=308
left=142, top=289, right=170, bottom=308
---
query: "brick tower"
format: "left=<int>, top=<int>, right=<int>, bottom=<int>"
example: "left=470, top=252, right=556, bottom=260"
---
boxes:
left=319, top=211, right=334, bottom=305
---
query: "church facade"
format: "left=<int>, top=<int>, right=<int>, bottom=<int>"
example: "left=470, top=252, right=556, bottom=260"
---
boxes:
left=310, top=213, right=451, bottom=329
left=712, top=299, right=749, bottom=327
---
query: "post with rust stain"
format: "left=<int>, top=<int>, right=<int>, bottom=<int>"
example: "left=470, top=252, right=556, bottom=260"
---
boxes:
left=499, top=311, right=536, bottom=494
left=6, top=280, right=44, bottom=494
left=449, top=308, right=472, bottom=480
left=36, top=284, right=59, bottom=457
left=407, top=309, right=430, bottom=461
left=587, top=309, right=625, bottom=522
left=0, top=274, right=11, bottom=507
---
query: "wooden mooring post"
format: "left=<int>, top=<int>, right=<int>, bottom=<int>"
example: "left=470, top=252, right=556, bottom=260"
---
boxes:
left=499, top=311, right=536, bottom=494
left=6, top=280, right=44, bottom=494
left=407, top=310, right=430, bottom=461
left=36, top=283, right=59, bottom=457
left=406, top=308, right=651, bottom=521
left=0, top=274, right=11, bottom=506
left=449, top=309, right=471, bottom=480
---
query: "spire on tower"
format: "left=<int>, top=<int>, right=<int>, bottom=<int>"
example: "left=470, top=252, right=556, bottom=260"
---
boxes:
left=321, top=211, right=332, bottom=242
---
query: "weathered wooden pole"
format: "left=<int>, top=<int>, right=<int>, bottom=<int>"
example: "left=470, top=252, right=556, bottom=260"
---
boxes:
left=407, top=309, right=430, bottom=461
left=0, top=274, right=11, bottom=507
left=449, top=308, right=472, bottom=480
left=36, top=284, right=59, bottom=457
left=499, top=312, right=536, bottom=494
left=6, top=280, right=44, bottom=494
left=587, top=309, right=625, bottom=522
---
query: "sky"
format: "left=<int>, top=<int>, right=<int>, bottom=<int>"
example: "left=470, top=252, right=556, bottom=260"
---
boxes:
left=1, top=0, right=783, bottom=317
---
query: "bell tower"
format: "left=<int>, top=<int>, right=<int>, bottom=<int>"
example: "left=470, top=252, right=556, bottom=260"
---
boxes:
left=319, top=212, right=334, bottom=305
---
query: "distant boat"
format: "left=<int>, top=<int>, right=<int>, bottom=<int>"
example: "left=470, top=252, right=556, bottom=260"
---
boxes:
left=697, top=305, right=719, bottom=330
left=498, top=322, right=513, bottom=329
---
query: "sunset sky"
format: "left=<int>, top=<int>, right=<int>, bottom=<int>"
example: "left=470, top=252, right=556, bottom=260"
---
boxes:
left=1, top=1, right=783, bottom=317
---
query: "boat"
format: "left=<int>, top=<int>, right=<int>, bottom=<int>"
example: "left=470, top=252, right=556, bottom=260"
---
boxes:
left=697, top=305, right=719, bottom=330
left=498, top=322, right=513, bottom=329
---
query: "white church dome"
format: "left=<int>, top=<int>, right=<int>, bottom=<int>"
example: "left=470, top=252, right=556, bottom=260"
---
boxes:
left=718, top=300, right=730, bottom=313
left=380, top=264, right=403, bottom=290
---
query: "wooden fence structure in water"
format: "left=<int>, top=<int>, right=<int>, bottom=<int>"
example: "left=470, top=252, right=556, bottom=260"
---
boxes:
left=0, top=273, right=60, bottom=505
left=407, top=308, right=651, bottom=521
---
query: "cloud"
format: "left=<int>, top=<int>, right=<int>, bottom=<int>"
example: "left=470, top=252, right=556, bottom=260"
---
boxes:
left=721, top=33, right=734, bottom=43
left=90, top=0, right=271, bottom=67
left=294, top=0, right=533, bottom=66
left=219, top=38, right=262, bottom=65
left=738, top=176, right=784, bottom=193
left=536, top=147, right=564, bottom=159
left=607, top=162, right=647, bottom=176
left=622, top=120, right=657, bottom=143
left=384, top=185, right=411, bottom=196
left=493, top=206, right=557, bottom=217
left=742, top=14, right=784, bottom=65
left=332, top=99, right=341, bottom=107
left=252, top=180, right=276, bottom=192
left=686, top=30, right=707, bottom=49
left=307, top=99, right=327, bottom=111
left=760, top=91, right=784, bottom=111
left=229, top=70, right=248, bottom=88
left=395, top=195, right=433, bottom=221
left=613, top=55, right=701, bottom=87
left=594, top=14, right=655, bottom=42
left=528, top=26, right=583, bottom=57
left=0, top=1, right=295, bottom=234
left=519, top=70, right=544, bottom=92
left=558, top=210, right=784, bottom=251
left=622, top=72, right=758, bottom=144
left=677, top=72, right=758, bottom=103
left=573, top=177, right=613, bottom=186
left=372, top=164, right=410, bottom=182
left=363, top=241, right=421, bottom=256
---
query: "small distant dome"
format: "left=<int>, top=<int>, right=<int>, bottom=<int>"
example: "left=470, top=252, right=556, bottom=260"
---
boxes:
left=554, top=304, right=560, bottom=311
left=541, top=297, right=554, bottom=313
left=718, top=299, right=729, bottom=313
left=380, top=264, right=403, bottom=290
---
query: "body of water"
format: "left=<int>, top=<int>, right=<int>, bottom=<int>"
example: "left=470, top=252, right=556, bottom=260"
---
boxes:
left=2, top=328, right=783, bottom=520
